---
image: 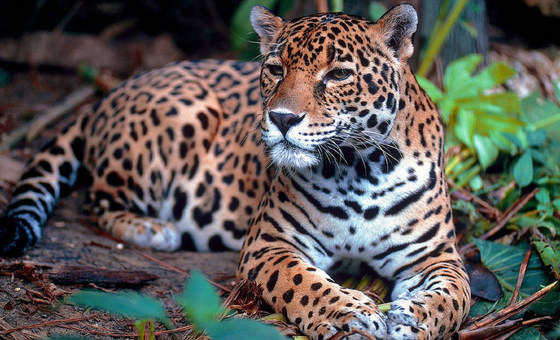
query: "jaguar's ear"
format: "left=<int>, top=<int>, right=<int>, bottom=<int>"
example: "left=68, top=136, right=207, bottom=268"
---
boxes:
left=376, top=4, right=418, bottom=62
left=251, top=5, right=286, bottom=55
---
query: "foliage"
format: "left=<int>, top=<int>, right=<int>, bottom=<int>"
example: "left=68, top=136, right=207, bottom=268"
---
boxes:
left=65, top=270, right=286, bottom=340
left=230, top=0, right=295, bottom=60
left=418, top=54, right=524, bottom=168
left=418, top=47, right=560, bottom=336
left=470, top=240, right=560, bottom=317
left=0, top=67, right=10, bottom=87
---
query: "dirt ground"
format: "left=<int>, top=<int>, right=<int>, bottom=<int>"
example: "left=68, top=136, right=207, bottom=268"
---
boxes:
left=0, top=72, right=242, bottom=340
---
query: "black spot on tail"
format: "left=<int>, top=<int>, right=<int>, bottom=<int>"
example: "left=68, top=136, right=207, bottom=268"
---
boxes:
left=0, top=217, right=34, bottom=256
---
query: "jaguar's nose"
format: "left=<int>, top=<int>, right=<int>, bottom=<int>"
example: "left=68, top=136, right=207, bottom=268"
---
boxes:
left=268, top=110, right=305, bottom=136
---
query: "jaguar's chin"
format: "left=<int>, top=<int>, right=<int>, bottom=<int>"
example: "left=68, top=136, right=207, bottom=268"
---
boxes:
left=269, top=142, right=320, bottom=169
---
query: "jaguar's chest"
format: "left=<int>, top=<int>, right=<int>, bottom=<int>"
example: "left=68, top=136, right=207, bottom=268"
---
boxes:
left=267, top=148, right=440, bottom=273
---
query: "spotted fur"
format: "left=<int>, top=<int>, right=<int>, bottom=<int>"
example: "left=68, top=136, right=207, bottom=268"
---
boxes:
left=1, top=4, right=470, bottom=339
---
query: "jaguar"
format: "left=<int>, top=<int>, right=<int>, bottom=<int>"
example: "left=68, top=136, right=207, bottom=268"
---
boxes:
left=0, top=4, right=470, bottom=339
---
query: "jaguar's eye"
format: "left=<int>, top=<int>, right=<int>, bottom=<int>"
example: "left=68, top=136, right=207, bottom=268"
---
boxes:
left=326, top=68, right=352, bottom=81
left=266, top=64, right=284, bottom=77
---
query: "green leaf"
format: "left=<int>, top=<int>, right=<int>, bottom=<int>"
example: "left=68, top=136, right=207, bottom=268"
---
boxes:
left=526, top=129, right=547, bottom=147
left=0, top=67, right=11, bottom=87
left=68, top=290, right=171, bottom=326
left=368, top=1, right=387, bottom=20
left=444, top=54, right=481, bottom=93
left=474, top=240, right=560, bottom=315
left=513, top=152, right=534, bottom=187
left=533, top=241, right=560, bottom=278
left=521, top=92, right=560, bottom=141
left=176, top=269, right=225, bottom=327
left=416, top=75, right=443, bottom=103
left=473, top=134, right=498, bottom=169
left=205, top=318, right=287, bottom=340
left=454, top=108, right=476, bottom=148
left=230, top=0, right=279, bottom=51
left=471, top=62, right=516, bottom=92
left=469, top=290, right=512, bottom=317
left=510, top=326, right=549, bottom=340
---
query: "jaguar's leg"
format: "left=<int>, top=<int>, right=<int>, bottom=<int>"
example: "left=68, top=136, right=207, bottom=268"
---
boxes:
left=238, top=245, right=387, bottom=340
left=386, top=257, right=471, bottom=340
left=97, top=210, right=181, bottom=251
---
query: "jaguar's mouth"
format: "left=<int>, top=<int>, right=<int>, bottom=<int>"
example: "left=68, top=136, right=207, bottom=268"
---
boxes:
left=268, top=141, right=320, bottom=169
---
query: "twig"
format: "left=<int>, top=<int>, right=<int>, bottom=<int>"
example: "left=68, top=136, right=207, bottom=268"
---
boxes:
left=57, top=323, right=137, bottom=337
left=459, top=315, right=556, bottom=340
left=448, top=179, right=501, bottom=219
left=465, top=280, right=558, bottom=331
left=137, top=251, right=231, bottom=293
left=137, top=251, right=189, bottom=276
left=459, top=188, right=539, bottom=254
left=480, top=188, right=539, bottom=241
left=0, top=86, right=95, bottom=151
left=509, top=247, right=532, bottom=305
left=26, top=86, right=95, bottom=141
left=0, top=319, right=37, bottom=340
left=0, top=316, right=92, bottom=335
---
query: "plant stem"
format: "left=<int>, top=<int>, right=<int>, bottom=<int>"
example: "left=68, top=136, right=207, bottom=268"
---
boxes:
left=418, top=0, right=470, bottom=77
left=530, top=114, right=560, bottom=131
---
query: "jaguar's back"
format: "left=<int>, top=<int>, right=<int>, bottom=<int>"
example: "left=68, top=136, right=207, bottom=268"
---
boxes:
left=1, top=59, right=269, bottom=253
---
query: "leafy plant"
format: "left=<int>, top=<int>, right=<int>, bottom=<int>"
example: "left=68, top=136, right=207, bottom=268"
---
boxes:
left=418, top=54, right=524, bottom=170
left=65, top=270, right=286, bottom=340
left=230, top=0, right=295, bottom=60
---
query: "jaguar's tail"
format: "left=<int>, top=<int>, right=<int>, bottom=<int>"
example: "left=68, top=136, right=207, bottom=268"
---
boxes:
left=0, top=116, right=86, bottom=256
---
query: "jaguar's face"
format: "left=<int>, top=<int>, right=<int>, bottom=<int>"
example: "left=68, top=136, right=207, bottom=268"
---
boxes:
left=251, top=6, right=417, bottom=169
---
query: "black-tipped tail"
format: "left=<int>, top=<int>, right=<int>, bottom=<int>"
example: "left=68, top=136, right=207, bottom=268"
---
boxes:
left=0, top=216, right=37, bottom=256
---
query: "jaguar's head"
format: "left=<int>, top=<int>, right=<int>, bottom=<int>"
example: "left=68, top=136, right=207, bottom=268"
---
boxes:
left=251, top=4, right=417, bottom=169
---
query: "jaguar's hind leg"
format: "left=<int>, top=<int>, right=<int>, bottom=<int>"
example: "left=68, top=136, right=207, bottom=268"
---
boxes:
left=98, top=211, right=181, bottom=251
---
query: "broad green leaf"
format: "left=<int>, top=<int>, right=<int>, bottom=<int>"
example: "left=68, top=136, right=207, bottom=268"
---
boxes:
left=444, top=54, right=481, bottom=93
left=205, top=318, right=287, bottom=340
left=469, top=290, right=512, bottom=317
left=476, top=114, right=525, bottom=134
left=454, top=109, right=476, bottom=148
left=526, top=129, right=547, bottom=147
left=230, top=0, right=279, bottom=51
left=513, top=152, right=533, bottom=187
left=416, top=75, right=443, bottom=103
left=474, top=240, right=560, bottom=315
left=368, top=1, right=387, bottom=20
left=521, top=92, right=560, bottom=141
left=488, top=130, right=516, bottom=154
left=482, top=92, right=522, bottom=114
left=471, top=62, right=516, bottom=92
left=176, top=269, right=225, bottom=327
left=473, top=134, right=498, bottom=169
left=510, top=326, right=549, bottom=340
left=533, top=241, right=560, bottom=277
left=68, top=290, right=171, bottom=326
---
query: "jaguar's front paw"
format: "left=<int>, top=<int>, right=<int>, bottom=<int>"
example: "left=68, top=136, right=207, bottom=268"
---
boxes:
left=386, top=299, right=429, bottom=340
left=316, top=306, right=387, bottom=340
